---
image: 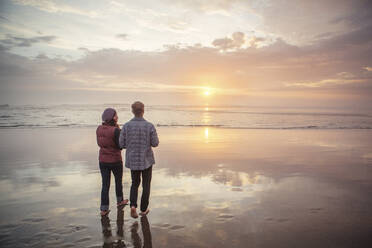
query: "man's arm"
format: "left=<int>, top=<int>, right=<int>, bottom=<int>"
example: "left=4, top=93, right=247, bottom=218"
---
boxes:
left=150, top=124, right=159, bottom=147
left=119, top=125, right=127, bottom=149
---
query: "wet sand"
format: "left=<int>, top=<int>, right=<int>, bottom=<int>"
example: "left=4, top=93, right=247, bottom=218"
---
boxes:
left=0, top=127, right=372, bottom=247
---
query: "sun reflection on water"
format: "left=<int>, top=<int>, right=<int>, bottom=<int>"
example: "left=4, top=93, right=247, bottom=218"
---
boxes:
left=202, top=111, right=211, bottom=124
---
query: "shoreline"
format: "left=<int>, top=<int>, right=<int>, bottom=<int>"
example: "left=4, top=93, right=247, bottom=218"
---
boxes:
left=1, top=125, right=372, bottom=130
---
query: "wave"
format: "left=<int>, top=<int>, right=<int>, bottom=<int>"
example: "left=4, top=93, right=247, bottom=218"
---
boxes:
left=0, top=124, right=46, bottom=128
left=161, top=110, right=372, bottom=118
left=7, top=104, right=372, bottom=117
left=1, top=104, right=371, bottom=130
left=156, top=124, right=372, bottom=129
left=157, top=124, right=224, bottom=127
left=148, top=106, right=372, bottom=117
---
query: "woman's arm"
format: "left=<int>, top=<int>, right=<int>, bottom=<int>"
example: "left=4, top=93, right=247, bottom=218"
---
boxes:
left=114, top=128, right=122, bottom=150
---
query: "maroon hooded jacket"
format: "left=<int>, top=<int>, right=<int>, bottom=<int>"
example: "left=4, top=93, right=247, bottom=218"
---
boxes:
left=96, top=124, right=122, bottom=163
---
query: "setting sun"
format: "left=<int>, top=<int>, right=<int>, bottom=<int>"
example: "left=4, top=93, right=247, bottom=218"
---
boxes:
left=203, top=88, right=211, bottom=96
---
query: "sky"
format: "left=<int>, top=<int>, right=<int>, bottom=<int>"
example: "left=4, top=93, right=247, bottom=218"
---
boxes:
left=0, top=0, right=371, bottom=108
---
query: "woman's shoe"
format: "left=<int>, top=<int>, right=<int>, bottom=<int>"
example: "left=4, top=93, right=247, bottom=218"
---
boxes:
left=100, top=210, right=110, bottom=216
left=117, top=199, right=129, bottom=207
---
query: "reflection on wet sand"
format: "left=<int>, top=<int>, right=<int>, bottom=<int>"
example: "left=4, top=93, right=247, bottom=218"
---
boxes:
left=0, top=127, right=372, bottom=247
left=131, top=216, right=152, bottom=248
left=100, top=208, right=152, bottom=248
left=101, top=208, right=126, bottom=248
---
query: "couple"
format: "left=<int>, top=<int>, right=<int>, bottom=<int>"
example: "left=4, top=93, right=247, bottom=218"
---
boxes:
left=96, top=101, right=159, bottom=218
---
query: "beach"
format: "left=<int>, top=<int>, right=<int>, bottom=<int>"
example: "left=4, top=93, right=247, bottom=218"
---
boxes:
left=2, top=0, right=372, bottom=246
left=0, top=127, right=372, bottom=247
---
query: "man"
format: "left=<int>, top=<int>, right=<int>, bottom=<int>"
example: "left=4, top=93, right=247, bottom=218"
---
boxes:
left=119, top=101, right=159, bottom=218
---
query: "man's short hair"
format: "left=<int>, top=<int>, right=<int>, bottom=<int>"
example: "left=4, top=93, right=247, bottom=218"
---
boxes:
left=132, top=101, right=144, bottom=116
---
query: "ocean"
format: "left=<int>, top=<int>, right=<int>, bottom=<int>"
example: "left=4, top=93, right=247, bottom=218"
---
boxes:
left=1, top=105, right=372, bottom=247
left=0, top=104, right=371, bottom=129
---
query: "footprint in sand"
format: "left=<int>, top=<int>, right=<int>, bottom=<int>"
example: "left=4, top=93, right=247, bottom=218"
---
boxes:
left=59, top=243, right=75, bottom=248
left=0, top=223, right=19, bottom=230
left=57, top=224, right=87, bottom=235
left=159, top=223, right=171, bottom=228
left=0, top=234, right=9, bottom=241
left=217, top=214, right=234, bottom=220
left=309, top=208, right=323, bottom=213
left=169, top=225, right=185, bottom=231
left=277, top=218, right=289, bottom=223
left=154, top=223, right=185, bottom=231
left=75, top=236, right=92, bottom=243
left=265, top=217, right=289, bottom=223
left=22, top=217, right=46, bottom=223
left=231, top=187, right=243, bottom=192
left=31, top=231, right=49, bottom=239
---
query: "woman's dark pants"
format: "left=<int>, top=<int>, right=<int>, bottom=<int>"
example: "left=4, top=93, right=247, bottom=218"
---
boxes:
left=99, top=162, right=124, bottom=211
left=130, top=166, right=152, bottom=212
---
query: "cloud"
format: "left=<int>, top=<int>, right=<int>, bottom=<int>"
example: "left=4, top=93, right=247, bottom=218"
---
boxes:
left=248, top=0, right=372, bottom=45
left=0, top=34, right=56, bottom=49
left=11, top=0, right=98, bottom=18
left=285, top=77, right=368, bottom=88
left=162, top=0, right=242, bottom=14
left=0, top=25, right=371, bottom=106
left=78, top=47, right=90, bottom=53
left=249, top=36, right=265, bottom=48
left=0, top=44, right=9, bottom=51
left=0, top=15, right=9, bottom=22
left=320, top=24, right=372, bottom=48
left=35, top=53, right=49, bottom=59
left=116, top=33, right=128, bottom=40
left=212, top=32, right=246, bottom=50
left=106, top=3, right=196, bottom=33
left=133, top=9, right=195, bottom=33
left=330, top=0, right=372, bottom=28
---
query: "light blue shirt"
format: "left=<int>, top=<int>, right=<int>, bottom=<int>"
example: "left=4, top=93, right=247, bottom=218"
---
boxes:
left=119, top=117, right=159, bottom=170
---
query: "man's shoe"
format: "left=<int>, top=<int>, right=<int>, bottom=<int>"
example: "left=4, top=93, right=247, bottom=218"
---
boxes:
left=139, top=209, right=150, bottom=216
left=131, top=207, right=139, bottom=218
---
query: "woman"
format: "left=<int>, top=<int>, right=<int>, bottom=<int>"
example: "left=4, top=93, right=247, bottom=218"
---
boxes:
left=96, top=108, right=128, bottom=216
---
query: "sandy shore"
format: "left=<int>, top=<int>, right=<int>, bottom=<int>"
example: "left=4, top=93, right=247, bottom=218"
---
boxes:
left=0, top=127, right=372, bottom=247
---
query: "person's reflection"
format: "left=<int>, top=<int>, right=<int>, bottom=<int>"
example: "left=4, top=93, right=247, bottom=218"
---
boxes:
left=101, top=209, right=126, bottom=248
left=131, top=216, right=153, bottom=248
